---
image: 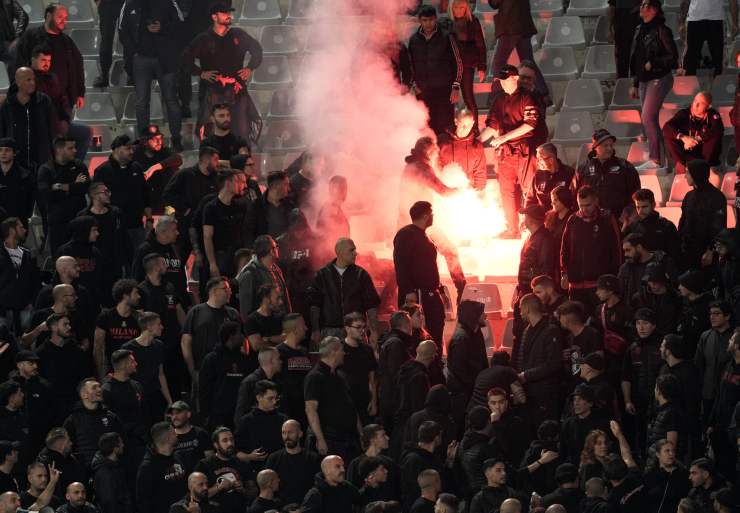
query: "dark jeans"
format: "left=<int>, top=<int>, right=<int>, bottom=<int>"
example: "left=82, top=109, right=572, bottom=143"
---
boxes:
left=684, top=19, right=724, bottom=76
left=417, top=86, right=454, bottom=135
left=460, top=66, right=478, bottom=127
left=492, top=34, right=548, bottom=96
left=133, top=54, right=182, bottom=142
left=664, top=130, right=722, bottom=170
left=639, top=74, right=673, bottom=162
left=615, top=8, right=640, bottom=78
left=421, top=289, right=445, bottom=349
left=97, top=0, right=123, bottom=77
left=66, top=122, right=91, bottom=161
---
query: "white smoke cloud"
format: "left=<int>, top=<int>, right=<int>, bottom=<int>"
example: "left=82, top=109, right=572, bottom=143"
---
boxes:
left=296, top=0, right=431, bottom=243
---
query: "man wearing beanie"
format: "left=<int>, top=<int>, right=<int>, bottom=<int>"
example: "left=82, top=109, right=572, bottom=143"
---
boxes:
left=678, top=159, right=726, bottom=268
left=630, top=263, right=682, bottom=336
left=574, top=129, right=640, bottom=216
left=677, top=269, right=713, bottom=357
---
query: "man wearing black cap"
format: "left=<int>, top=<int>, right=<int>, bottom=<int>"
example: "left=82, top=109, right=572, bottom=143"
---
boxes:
left=677, top=269, right=713, bottom=357
left=94, top=135, right=152, bottom=250
left=679, top=159, right=726, bottom=268
left=595, top=274, right=633, bottom=354
left=559, top=383, right=610, bottom=465
left=118, top=0, right=184, bottom=150
left=574, top=129, right=640, bottom=216
left=577, top=352, right=617, bottom=421
left=169, top=401, right=213, bottom=475
left=11, top=351, right=52, bottom=453
left=407, top=5, right=462, bottom=136
left=630, top=264, right=682, bottom=336
left=480, top=64, right=546, bottom=238
left=0, top=138, right=33, bottom=225
left=183, top=3, right=263, bottom=145
left=133, top=125, right=183, bottom=217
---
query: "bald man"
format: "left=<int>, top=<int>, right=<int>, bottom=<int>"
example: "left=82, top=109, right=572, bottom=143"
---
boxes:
left=248, top=469, right=281, bottom=513
left=59, top=482, right=96, bottom=513
left=169, top=472, right=215, bottom=513
left=0, top=67, right=53, bottom=172
left=309, top=237, right=381, bottom=347
left=500, top=498, right=522, bottom=513
left=34, top=256, right=97, bottom=317
left=395, top=340, right=437, bottom=432
left=301, top=455, right=362, bottom=513
left=22, top=283, right=91, bottom=350
left=264, top=419, right=321, bottom=505
left=0, top=492, right=20, bottom=513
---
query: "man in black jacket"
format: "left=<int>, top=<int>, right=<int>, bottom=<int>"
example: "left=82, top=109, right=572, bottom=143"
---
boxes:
left=399, top=421, right=455, bottom=511
left=264, top=419, right=321, bottom=505
left=92, top=432, right=133, bottom=513
left=377, top=311, right=415, bottom=430
left=132, top=216, right=187, bottom=305
left=36, top=136, right=89, bottom=253
left=559, top=384, right=610, bottom=465
left=0, top=138, right=34, bottom=225
left=0, top=217, right=37, bottom=335
left=407, top=6, right=461, bottom=135
left=134, top=126, right=183, bottom=216
left=11, top=351, right=53, bottom=454
left=136, top=421, right=187, bottom=513
left=301, top=454, right=363, bottom=513
left=663, top=92, right=724, bottom=177
left=234, top=380, right=287, bottom=469
left=0, top=67, right=53, bottom=175
left=16, top=4, right=84, bottom=117
left=679, top=159, right=726, bottom=268
left=469, top=458, right=518, bottom=513
left=629, top=188, right=681, bottom=261
left=119, top=0, right=183, bottom=150
left=308, top=238, right=380, bottom=347
left=394, top=340, right=437, bottom=453
left=524, top=143, right=575, bottom=211
left=236, top=235, right=289, bottom=320
left=0, top=0, right=27, bottom=68
left=233, top=347, right=282, bottom=427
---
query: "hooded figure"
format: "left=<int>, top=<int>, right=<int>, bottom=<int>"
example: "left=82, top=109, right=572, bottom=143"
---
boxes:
left=678, top=159, right=727, bottom=268
left=404, top=384, right=456, bottom=455
left=57, top=216, right=105, bottom=306
left=398, top=137, right=454, bottom=227
left=446, top=300, right=488, bottom=431
left=438, top=124, right=487, bottom=191
left=713, top=228, right=740, bottom=318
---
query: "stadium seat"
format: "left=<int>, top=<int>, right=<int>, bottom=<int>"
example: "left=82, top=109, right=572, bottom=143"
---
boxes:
left=724, top=138, right=738, bottom=169
left=83, top=59, right=99, bottom=89
left=474, top=82, right=492, bottom=111
left=566, top=0, right=608, bottom=16
left=543, top=16, right=585, bottom=49
left=286, top=0, right=314, bottom=24
left=581, top=45, right=616, bottom=80
left=664, top=12, right=680, bottom=41
left=460, top=283, right=502, bottom=314
left=73, top=92, right=116, bottom=123
left=260, top=25, right=299, bottom=54
left=0, top=66, right=9, bottom=93
left=87, top=125, right=114, bottom=154
left=267, top=88, right=297, bottom=119
left=122, top=91, right=163, bottom=124
left=304, top=25, right=342, bottom=53
left=250, top=55, right=292, bottom=89
left=640, top=174, right=664, bottom=205
left=627, top=141, right=651, bottom=166
left=729, top=40, right=740, bottom=71
left=575, top=143, right=590, bottom=170
left=535, top=46, right=579, bottom=81
left=605, top=109, right=643, bottom=142
left=474, top=0, right=495, bottom=14
left=664, top=76, right=700, bottom=109
left=718, top=106, right=734, bottom=135
left=721, top=172, right=737, bottom=202
left=70, top=29, right=99, bottom=58
left=666, top=174, right=691, bottom=207
left=109, top=59, right=132, bottom=88
left=552, top=111, right=594, bottom=145
left=501, top=318, right=514, bottom=349
left=260, top=119, right=305, bottom=151
left=656, top=206, right=681, bottom=227
left=662, top=0, right=681, bottom=11
left=252, top=152, right=285, bottom=178
left=610, top=78, right=641, bottom=110
left=561, top=79, right=605, bottom=112
left=60, top=0, right=96, bottom=29
left=592, top=15, right=610, bottom=45
left=711, top=74, right=737, bottom=107
left=240, top=0, right=282, bottom=25
left=659, top=108, right=679, bottom=129
left=531, top=0, right=564, bottom=18
left=21, top=0, right=45, bottom=27
left=87, top=155, right=108, bottom=177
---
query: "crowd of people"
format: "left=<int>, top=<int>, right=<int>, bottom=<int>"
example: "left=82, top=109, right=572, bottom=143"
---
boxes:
left=0, top=0, right=738, bottom=513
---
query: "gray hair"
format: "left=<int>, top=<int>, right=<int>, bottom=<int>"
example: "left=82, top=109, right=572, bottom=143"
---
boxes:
left=154, top=215, right=176, bottom=233
left=318, top=336, right=342, bottom=357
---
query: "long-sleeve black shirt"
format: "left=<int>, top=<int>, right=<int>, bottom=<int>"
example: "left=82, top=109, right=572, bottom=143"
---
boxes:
left=393, top=224, right=440, bottom=299
left=183, top=27, right=263, bottom=90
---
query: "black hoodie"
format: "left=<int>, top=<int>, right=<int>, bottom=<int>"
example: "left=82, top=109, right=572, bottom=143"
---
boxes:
left=62, top=402, right=123, bottom=470
left=301, top=472, right=363, bottom=513
left=91, top=451, right=134, bottom=513
left=378, top=328, right=416, bottom=422
left=136, top=446, right=187, bottom=513
left=57, top=216, right=105, bottom=305
left=36, top=447, right=87, bottom=496
left=469, top=484, right=517, bottom=513
left=132, top=230, right=188, bottom=305
left=404, top=385, right=455, bottom=455
left=198, top=342, right=254, bottom=426
left=447, top=301, right=488, bottom=402
left=234, top=407, right=288, bottom=459
left=395, top=360, right=430, bottom=424
left=399, top=446, right=441, bottom=510
left=0, top=86, right=53, bottom=170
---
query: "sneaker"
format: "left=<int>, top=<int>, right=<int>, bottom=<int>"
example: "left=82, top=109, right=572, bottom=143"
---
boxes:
left=92, top=75, right=108, bottom=88
left=635, top=160, right=661, bottom=171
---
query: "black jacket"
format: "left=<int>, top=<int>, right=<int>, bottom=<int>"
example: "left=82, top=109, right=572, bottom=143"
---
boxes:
left=628, top=211, right=681, bottom=261
left=0, top=243, right=38, bottom=310
left=643, top=464, right=689, bottom=513
left=0, top=0, right=27, bottom=43
left=91, top=452, right=134, bottom=513
left=561, top=210, right=622, bottom=284
left=36, top=158, right=89, bottom=224
left=575, top=155, right=641, bottom=215
left=308, top=260, right=380, bottom=329
left=663, top=107, right=724, bottom=166
left=560, top=412, right=610, bottom=465
left=377, top=328, right=415, bottom=420
left=399, top=447, right=442, bottom=510
left=447, top=301, right=488, bottom=401
left=10, top=373, right=54, bottom=450
left=301, top=472, right=363, bottom=513
left=0, top=162, right=34, bottom=222
left=198, top=342, right=252, bottom=424
left=135, top=446, right=187, bottom=513
left=630, top=17, right=678, bottom=87
left=679, top=175, right=726, bottom=268
left=235, top=407, right=288, bottom=456
left=407, top=25, right=462, bottom=91
left=0, top=89, right=53, bottom=170
left=56, top=502, right=100, bottom=513
left=131, top=231, right=188, bottom=305
left=517, top=225, right=557, bottom=292
left=162, top=165, right=218, bottom=229
left=543, top=487, right=585, bottom=512
left=56, top=216, right=105, bottom=306
left=236, top=257, right=290, bottom=320
left=469, top=484, right=518, bottom=513
left=62, top=402, right=123, bottom=470
left=524, top=161, right=575, bottom=210
left=393, top=224, right=440, bottom=299
left=93, top=157, right=150, bottom=229
left=395, top=360, right=430, bottom=423
left=512, top=317, right=562, bottom=401
left=490, top=0, right=537, bottom=39
left=36, top=447, right=86, bottom=497
left=119, top=0, right=185, bottom=74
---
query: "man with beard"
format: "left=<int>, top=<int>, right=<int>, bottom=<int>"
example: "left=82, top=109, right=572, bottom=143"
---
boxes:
left=34, top=256, right=97, bottom=332
left=618, top=232, right=678, bottom=304
left=132, top=216, right=188, bottom=306
left=202, top=170, right=246, bottom=280
left=56, top=482, right=97, bottom=513
left=93, top=279, right=141, bottom=379
left=35, top=428, right=86, bottom=497
left=524, top=143, right=575, bottom=211
left=237, top=235, right=290, bottom=320
left=195, top=427, right=256, bottom=512
left=133, top=126, right=183, bottom=216
left=136, top=422, right=187, bottom=513
left=235, top=380, right=287, bottom=469
left=0, top=138, right=34, bottom=225
left=169, top=472, right=217, bottom=513
left=170, top=401, right=213, bottom=475
left=437, top=109, right=486, bottom=191
left=265, top=419, right=321, bottom=505
left=301, top=455, right=363, bottom=513
left=202, top=104, right=250, bottom=163
left=277, top=209, right=322, bottom=320
left=183, top=3, right=263, bottom=145
left=531, top=275, right=566, bottom=319
left=276, top=314, right=312, bottom=424
left=11, top=351, right=53, bottom=453
left=628, top=189, right=681, bottom=261
left=0, top=217, right=37, bottom=335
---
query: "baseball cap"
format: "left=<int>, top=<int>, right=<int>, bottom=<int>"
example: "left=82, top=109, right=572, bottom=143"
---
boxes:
left=493, top=64, right=518, bottom=80
left=167, top=400, right=191, bottom=412
left=15, top=350, right=40, bottom=363
left=209, top=2, right=235, bottom=15
left=0, top=137, right=16, bottom=150
left=577, top=352, right=605, bottom=372
left=111, top=134, right=137, bottom=150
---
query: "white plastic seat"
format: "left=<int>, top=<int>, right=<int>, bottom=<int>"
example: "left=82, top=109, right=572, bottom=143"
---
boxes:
left=109, top=59, right=132, bottom=88
left=21, top=0, right=45, bottom=27
left=267, top=88, right=297, bottom=119
left=664, top=76, right=701, bottom=109
left=0, top=66, right=9, bottom=93
left=70, top=29, right=99, bottom=58
left=543, top=16, right=585, bottom=49
left=640, top=174, right=664, bottom=205
left=60, top=0, right=95, bottom=29
left=286, top=0, right=314, bottom=24
left=718, top=106, right=733, bottom=135
left=122, top=92, right=162, bottom=124
left=240, top=0, right=282, bottom=25
left=711, top=74, right=737, bottom=107
left=83, top=59, right=99, bottom=89
left=566, top=0, right=608, bottom=16
left=561, top=79, right=605, bottom=112
left=460, top=283, right=502, bottom=314
left=666, top=174, right=691, bottom=207
left=610, top=78, right=640, bottom=110
left=73, top=92, right=116, bottom=123
left=662, top=0, right=682, bottom=12
left=260, top=25, right=299, bottom=54
left=552, top=111, right=594, bottom=145
left=530, top=0, right=564, bottom=18
left=582, top=45, right=616, bottom=80
left=605, top=109, right=643, bottom=142
left=260, top=120, right=305, bottom=151
left=627, top=141, right=651, bottom=165
left=250, top=55, right=292, bottom=89
left=592, top=15, right=611, bottom=45
left=656, top=206, right=681, bottom=227
left=535, top=46, right=579, bottom=81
